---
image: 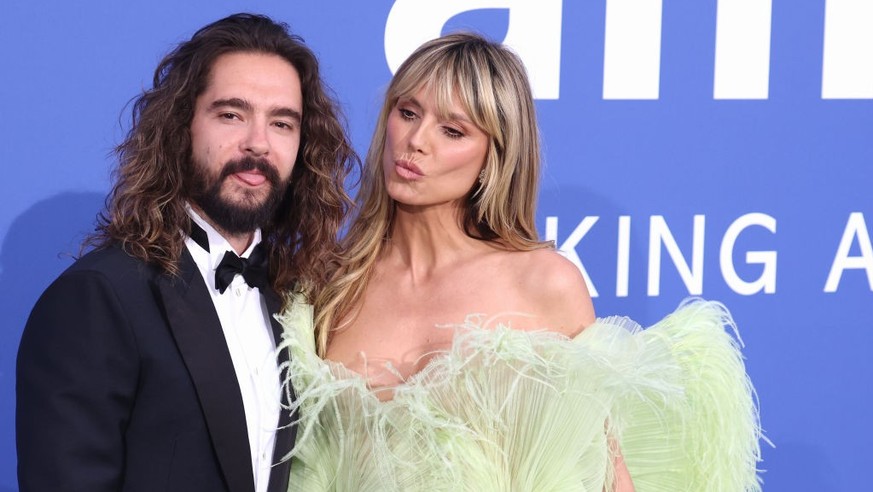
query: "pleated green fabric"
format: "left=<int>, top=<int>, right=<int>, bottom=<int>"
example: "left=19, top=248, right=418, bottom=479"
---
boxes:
left=276, top=299, right=763, bottom=492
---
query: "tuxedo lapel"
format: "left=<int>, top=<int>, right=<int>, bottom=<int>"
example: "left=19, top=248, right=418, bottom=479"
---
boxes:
left=157, top=250, right=255, bottom=492
left=262, top=288, right=296, bottom=492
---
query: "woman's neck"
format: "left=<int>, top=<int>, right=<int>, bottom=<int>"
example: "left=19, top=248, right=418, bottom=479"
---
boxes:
left=386, top=202, right=488, bottom=279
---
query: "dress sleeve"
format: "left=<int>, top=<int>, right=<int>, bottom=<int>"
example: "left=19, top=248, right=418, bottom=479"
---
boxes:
left=608, top=300, right=764, bottom=492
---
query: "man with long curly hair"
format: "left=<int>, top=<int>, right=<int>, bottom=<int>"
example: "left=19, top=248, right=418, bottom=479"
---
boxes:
left=16, top=13, right=356, bottom=492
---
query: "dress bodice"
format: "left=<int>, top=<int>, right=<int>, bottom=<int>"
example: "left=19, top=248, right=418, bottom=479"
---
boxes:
left=276, top=299, right=763, bottom=492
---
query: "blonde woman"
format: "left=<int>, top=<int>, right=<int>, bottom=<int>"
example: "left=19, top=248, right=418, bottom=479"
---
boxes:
left=279, top=33, right=762, bottom=491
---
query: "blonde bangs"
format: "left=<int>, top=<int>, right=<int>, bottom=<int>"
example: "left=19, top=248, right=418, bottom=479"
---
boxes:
left=387, top=44, right=502, bottom=146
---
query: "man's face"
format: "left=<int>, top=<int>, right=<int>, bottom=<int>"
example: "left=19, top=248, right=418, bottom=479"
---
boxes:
left=188, top=51, right=303, bottom=235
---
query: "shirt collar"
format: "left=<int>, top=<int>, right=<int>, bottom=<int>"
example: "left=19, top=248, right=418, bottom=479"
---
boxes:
left=186, top=204, right=262, bottom=263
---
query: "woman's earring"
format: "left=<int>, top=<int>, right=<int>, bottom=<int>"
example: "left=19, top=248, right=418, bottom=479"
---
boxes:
left=478, top=168, right=486, bottom=184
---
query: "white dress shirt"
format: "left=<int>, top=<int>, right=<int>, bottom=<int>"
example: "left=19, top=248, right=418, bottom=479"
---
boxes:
left=185, top=206, right=280, bottom=492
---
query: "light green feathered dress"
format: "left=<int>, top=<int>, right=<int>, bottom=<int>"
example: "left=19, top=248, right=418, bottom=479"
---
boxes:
left=276, top=299, right=763, bottom=491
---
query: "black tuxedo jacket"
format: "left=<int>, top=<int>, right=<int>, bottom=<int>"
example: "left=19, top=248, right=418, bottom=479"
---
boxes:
left=16, top=244, right=296, bottom=492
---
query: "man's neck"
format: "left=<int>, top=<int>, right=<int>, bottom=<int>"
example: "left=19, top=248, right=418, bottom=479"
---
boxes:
left=188, top=204, right=256, bottom=255
left=219, top=230, right=255, bottom=256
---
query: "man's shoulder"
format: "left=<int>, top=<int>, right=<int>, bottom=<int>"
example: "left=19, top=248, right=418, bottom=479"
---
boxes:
left=63, top=243, right=161, bottom=282
left=31, top=243, right=182, bottom=317
left=26, top=244, right=169, bottom=329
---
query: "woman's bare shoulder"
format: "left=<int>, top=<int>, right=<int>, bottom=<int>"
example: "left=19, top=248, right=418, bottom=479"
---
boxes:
left=501, top=248, right=595, bottom=336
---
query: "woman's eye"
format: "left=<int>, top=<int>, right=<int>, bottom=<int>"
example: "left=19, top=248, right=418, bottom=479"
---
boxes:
left=442, top=127, right=463, bottom=139
left=398, top=108, right=416, bottom=120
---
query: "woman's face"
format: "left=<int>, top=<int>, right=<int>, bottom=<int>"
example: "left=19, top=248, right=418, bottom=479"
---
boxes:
left=382, top=87, right=489, bottom=208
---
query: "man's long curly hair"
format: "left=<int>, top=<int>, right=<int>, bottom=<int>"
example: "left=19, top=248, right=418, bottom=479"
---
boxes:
left=87, top=13, right=357, bottom=299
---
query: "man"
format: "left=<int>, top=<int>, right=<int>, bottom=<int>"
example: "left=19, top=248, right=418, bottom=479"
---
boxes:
left=16, top=13, right=355, bottom=492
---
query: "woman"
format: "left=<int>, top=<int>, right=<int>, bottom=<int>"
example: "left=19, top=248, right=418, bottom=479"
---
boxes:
left=278, top=33, right=762, bottom=491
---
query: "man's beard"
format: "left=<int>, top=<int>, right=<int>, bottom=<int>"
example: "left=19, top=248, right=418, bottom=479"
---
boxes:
left=188, top=156, right=288, bottom=235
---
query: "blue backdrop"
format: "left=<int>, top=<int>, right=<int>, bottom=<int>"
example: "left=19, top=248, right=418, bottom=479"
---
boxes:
left=2, top=1, right=871, bottom=490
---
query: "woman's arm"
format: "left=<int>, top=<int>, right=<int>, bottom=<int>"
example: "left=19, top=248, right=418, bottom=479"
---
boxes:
left=528, top=250, right=634, bottom=490
left=611, top=442, right=636, bottom=492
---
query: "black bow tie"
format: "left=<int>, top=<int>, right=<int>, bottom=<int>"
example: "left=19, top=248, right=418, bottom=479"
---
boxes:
left=214, top=243, right=269, bottom=294
left=188, top=219, right=270, bottom=294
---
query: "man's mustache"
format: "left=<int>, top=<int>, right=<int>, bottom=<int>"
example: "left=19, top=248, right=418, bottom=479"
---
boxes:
left=219, top=157, right=281, bottom=185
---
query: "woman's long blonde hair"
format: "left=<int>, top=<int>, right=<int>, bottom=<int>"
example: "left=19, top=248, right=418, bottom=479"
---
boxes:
left=313, top=33, right=550, bottom=355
